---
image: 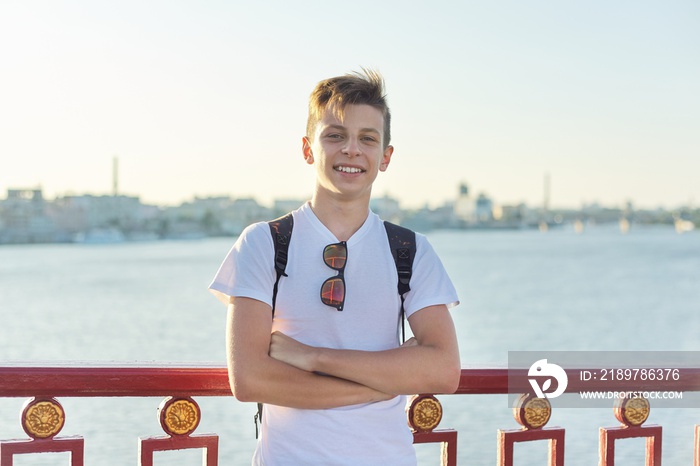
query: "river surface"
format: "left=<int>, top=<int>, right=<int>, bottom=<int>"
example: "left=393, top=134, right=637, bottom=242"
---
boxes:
left=1, top=224, right=698, bottom=465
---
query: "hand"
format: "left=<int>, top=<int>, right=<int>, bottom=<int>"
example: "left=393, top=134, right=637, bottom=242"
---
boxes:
left=269, top=331, right=316, bottom=372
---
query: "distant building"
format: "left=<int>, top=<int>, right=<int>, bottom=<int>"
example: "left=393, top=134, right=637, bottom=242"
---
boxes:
left=273, top=199, right=306, bottom=218
left=475, top=193, right=495, bottom=223
left=453, top=183, right=494, bottom=226
left=453, top=182, right=476, bottom=224
left=227, top=198, right=271, bottom=232
left=370, top=194, right=402, bottom=223
left=0, top=188, right=58, bottom=243
left=450, top=183, right=503, bottom=227
left=52, top=194, right=144, bottom=235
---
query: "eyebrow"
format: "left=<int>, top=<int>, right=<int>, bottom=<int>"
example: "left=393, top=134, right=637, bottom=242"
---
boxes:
left=323, top=124, right=381, bottom=135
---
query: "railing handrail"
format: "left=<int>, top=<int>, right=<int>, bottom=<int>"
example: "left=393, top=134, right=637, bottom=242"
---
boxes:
left=1, top=363, right=699, bottom=397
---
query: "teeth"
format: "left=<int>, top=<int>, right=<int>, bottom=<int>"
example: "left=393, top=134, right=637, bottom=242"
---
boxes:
left=336, top=166, right=363, bottom=173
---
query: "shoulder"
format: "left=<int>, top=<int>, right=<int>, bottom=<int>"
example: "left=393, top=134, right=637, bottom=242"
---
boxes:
left=414, top=231, right=439, bottom=259
left=235, top=221, right=276, bottom=252
left=242, top=220, right=273, bottom=238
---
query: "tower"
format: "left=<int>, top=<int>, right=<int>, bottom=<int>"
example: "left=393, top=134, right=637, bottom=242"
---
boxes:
left=543, top=171, right=550, bottom=214
left=112, top=156, right=119, bottom=197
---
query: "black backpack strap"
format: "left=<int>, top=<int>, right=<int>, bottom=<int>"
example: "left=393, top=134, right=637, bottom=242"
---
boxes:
left=268, top=213, right=294, bottom=317
left=256, top=213, right=294, bottom=437
left=383, top=221, right=416, bottom=343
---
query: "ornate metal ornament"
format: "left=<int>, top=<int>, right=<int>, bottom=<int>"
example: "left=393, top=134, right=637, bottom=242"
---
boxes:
left=613, top=395, right=650, bottom=427
left=21, top=397, right=66, bottom=439
left=407, top=394, right=443, bottom=433
left=158, top=397, right=201, bottom=436
left=513, top=393, right=552, bottom=430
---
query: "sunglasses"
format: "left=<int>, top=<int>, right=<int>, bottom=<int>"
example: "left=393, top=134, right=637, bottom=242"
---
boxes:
left=320, top=241, right=347, bottom=311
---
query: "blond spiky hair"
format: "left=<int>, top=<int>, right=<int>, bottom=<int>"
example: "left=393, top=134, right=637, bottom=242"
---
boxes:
left=306, top=68, right=391, bottom=148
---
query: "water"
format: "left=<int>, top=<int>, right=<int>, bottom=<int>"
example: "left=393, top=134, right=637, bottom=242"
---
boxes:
left=1, top=225, right=699, bottom=465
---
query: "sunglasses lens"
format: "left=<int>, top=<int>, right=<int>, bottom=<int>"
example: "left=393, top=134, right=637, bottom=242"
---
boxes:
left=321, top=277, right=345, bottom=309
left=323, top=243, right=347, bottom=270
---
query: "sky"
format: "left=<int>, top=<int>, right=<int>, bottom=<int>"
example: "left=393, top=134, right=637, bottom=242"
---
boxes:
left=1, top=1, right=698, bottom=210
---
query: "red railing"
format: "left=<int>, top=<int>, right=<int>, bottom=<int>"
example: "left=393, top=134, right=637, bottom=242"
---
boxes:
left=1, top=363, right=699, bottom=465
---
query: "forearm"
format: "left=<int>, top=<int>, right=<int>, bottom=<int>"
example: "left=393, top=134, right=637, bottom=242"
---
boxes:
left=312, top=344, right=458, bottom=395
left=270, top=305, right=461, bottom=396
left=230, top=353, right=392, bottom=409
left=227, top=296, right=392, bottom=409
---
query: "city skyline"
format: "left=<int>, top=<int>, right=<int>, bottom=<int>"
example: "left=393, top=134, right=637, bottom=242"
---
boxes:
left=3, top=171, right=695, bottom=213
left=2, top=2, right=698, bottom=210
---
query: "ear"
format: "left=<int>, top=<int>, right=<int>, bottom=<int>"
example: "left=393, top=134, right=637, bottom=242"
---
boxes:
left=302, top=136, right=314, bottom=164
left=379, top=145, right=394, bottom=172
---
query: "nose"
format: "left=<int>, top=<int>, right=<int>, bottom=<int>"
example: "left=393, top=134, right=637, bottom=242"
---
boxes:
left=341, top=137, right=362, bottom=157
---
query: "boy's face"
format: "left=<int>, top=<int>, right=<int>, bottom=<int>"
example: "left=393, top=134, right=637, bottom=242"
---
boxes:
left=303, top=104, right=394, bottom=202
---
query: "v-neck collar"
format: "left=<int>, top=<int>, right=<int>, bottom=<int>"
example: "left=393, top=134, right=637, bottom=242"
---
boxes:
left=300, top=202, right=375, bottom=246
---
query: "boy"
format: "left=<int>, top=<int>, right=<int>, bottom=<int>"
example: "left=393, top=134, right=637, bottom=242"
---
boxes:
left=210, top=69, right=460, bottom=465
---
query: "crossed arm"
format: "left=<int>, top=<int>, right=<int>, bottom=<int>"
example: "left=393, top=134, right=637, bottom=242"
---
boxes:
left=226, top=296, right=461, bottom=409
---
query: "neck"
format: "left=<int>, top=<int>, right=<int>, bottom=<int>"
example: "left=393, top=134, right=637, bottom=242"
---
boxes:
left=309, top=191, right=370, bottom=241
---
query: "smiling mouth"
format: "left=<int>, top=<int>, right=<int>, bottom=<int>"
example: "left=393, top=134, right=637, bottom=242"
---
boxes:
left=335, top=165, right=365, bottom=174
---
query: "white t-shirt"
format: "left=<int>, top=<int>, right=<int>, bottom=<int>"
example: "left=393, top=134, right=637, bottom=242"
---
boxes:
left=210, top=203, right=459, bottom=466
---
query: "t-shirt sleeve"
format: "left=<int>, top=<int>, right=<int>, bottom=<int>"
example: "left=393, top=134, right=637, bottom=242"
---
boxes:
left=208, top=222, right=276, bottom=308
left=403, top=233, right=460, bottom=318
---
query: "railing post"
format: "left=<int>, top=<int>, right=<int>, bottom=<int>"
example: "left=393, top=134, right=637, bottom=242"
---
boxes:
left=694, top=425, right=699, bottom=466
left=0, top=397, right=84, bottom=466
left=138, top=396, right=218, bottom=466
left=408, top=394, right=458, bottom=466
left=497, top=394, right=565, bottom=466
left=599, top=395, right=661, bottom=466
